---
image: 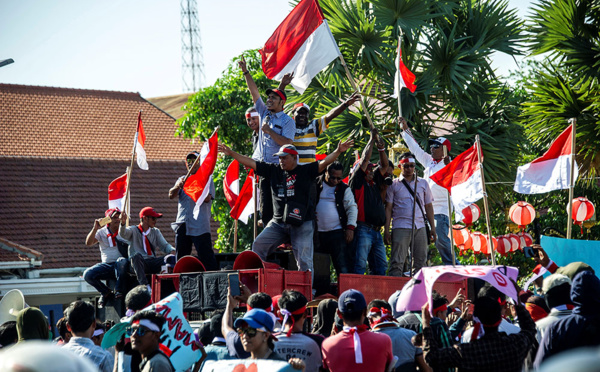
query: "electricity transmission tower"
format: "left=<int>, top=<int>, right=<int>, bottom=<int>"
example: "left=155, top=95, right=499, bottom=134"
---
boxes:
left=181, top=0, right=205, bottom=92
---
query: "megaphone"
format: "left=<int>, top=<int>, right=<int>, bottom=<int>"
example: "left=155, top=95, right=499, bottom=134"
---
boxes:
left=0, top=289, right=27, bottom=325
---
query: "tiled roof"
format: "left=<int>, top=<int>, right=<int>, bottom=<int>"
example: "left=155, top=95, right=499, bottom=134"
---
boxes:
left=148, top=93, right=194, bottom=120
left=0, top=84, right=199, bottom=159
left=0, top=157, right=219, bottom=269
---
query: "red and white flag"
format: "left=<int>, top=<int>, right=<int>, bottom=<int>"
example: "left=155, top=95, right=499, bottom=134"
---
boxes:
left=230, top=170, right=256, bottom=225
left=514, top=124, right=578, bottom=194
left=430, top=143, right=484, bottom=221
left=392, top=42, right=417, bottom=97
left=223, top=160, right=240, bottom=208
left=108, top=173, right=128, bottom=211
left=183, top=130, right=218, bottom=218
left=260, top=0, right=341, bottom=93
left=135, top=112, right=149, bottom=170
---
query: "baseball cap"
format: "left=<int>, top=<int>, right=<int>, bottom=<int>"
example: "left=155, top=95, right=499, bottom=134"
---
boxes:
left=105, top=208, right=121, bottom=218
left=543, top=274, right=572, bottom=293
left=233, top=309, right=275, bottom=333
left=429, top=137, right=451, bottom=152
left=186, top=151, right=200, bottom=160
left=265, top=88, right=287, bottom=102
left=139, top=207, right=163, bottom=219
left=338, top=289, right=367, bottom=315
left=274, top=144, right=299, bottom=157
left=292, top=103, right=310, bottom=114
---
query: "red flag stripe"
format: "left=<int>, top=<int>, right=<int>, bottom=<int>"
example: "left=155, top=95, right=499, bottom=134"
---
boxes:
left=398, top=48, right=417, bottom=93
left=137, top=112, right=146, bottom=147
left=230, top=169, right=255, bottom=220
left=108, top=173, right=128, bottom=200
left=183, top=131, right=218, bottom=202
left=223, top=160, right=240, bottom=208
left=531, top=124, right=573, bottom=164
left=430, top=143, right=480, bottom=192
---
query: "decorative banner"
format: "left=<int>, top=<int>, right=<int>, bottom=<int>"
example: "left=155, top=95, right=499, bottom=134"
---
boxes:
left=396, top=266, right=519, bottom=314
left=202, top=360, right=296, bottom=372
left=509, top=201, right=536, bottom=229
left=101, top=292, right=201, bottom=372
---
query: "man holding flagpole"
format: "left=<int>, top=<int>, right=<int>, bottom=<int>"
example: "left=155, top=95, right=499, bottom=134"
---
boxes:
left=400, top=118, right=454, bottom=265
left=239, top=57, right=296, bottom=227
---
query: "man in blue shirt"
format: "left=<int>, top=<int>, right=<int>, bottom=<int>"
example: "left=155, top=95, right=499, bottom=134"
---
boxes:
left=238, top=56, right=296, bottom=226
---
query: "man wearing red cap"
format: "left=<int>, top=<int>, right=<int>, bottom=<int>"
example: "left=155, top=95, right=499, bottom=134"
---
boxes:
left=400, top=118, right=454, bottom=265
left=245, top=107, right=261, bottom=153
left=119, top=207, right=175, bottom=289
left=239, top=57, right=296, bottom=227
left=84, top=208, right=129, bottom=307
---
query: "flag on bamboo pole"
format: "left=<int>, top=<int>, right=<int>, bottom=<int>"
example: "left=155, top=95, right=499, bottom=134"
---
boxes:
left=183, top=129, right=218, bottom=218
left=224, top=160, right=240, bottom=208
left=230, top=169, right=256, bottom=224
left=430, top=143, right=483, bottom=221
left=135, top=112, right=148, bottom=170
left=260, top=0, right=341, bottom=93
left=108, top=172, right=128, bottom=211
left=514, top=124, right=578, bottom=194
left=392, top=41, right=417, bottom=97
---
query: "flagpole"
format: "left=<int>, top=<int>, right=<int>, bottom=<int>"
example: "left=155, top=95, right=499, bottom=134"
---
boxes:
left=443, top=146, right=456, bottom=266
left=233, top=162, right=239, bottom=252
left=396, top=32, right=403, bottom=119
left=253, top=176, right=258, bottom=240
left=475, top=135, right=496, bottom=266
left=408, top=175, right=418, bottom=276
left=124, top=111, right=141, bottom=227
left=337, top=53, right=375, bottom=131
left=566, top=118, right=577, bottom=239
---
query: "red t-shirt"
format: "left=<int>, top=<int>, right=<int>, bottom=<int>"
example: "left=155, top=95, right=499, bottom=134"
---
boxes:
left=321, top=329, right=393, bottom=372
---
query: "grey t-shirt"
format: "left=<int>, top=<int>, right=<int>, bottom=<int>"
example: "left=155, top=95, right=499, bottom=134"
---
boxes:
left=140, top=351, right=174, bottom=372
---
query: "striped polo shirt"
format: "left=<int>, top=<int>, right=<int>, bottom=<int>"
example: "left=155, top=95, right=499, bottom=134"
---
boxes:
left=293, top=117, right=326, bottom=164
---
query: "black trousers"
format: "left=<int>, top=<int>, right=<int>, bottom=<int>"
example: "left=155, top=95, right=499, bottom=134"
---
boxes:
left=175, top=225, right=218, bottom=271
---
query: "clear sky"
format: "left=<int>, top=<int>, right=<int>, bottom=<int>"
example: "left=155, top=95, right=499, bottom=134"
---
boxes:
left=0, top=0, right=533, bottom=98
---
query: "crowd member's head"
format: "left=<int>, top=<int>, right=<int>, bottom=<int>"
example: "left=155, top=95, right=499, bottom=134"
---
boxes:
left=525, top=296, right=550, bottom=322
left=542, top=274, right=573, bottom=309
left=399, top=152, right=416, bottom=179
left=209, top=309, right=225, bottom=341
left=196, top=320, right=214, bottom=347
left=128, top=311, right=166, bottom=359
left=292, top=103, right=310, bottom=128
left=366, top=299, right=395, bottom=327
left=139, top=207, right=163, bottom=229
left=16, top=307, right=49, bottom=342
left=378, top=159, right=395, bottom=185
left=0, top=341, right=98, bottom=372
left=245, top=107, right=260, bottom=133
left=337, top=289, right=367, bottom=326
left=234, top=309, right=276, bottom=357
left=473, top=297, right=502, bottom=332
left=325, top=161, right=344, bottom=187
left=364, top=162, right=377, bottom=182
left=64, top=301, right=96, bottom=338
left=265, top=88, right=287, bottom=113
left=570, top=270, right=600, bottom=312
left=0, top=321, right=17, bottom=348
left=478, top=283, right=509, bottom=316
left=431, top=291, right=449, bottom=322
left=247, top=292, right=273, bottom=311
left=105, top=208, right=121, bottom=229
left=387, top=290, right=403, bottom=318
left=278, top=290, right=308, bottom=336
left=125, top=285, right=152, bottom=316
left=428, top=137, right=451, bottom=160
left=275, top=144, right=299, bottom=171
left=186, top=151, right=200, bottom=174
left=312, top=299, right=338, bottom=338
left=91, top=320, right=105, bottom=346
left=556, top=261, right=594, bottom=280
left=55, top=317, right=71, bottom=344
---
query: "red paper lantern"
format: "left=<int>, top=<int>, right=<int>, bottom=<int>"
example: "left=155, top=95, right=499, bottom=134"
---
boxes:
left=518, top=232, right=533, bottom=248
left=496, top=236, right=512, bottom=256
left=507, top=233, right=521, bottom=252
left=461, top=204, right=481, bottom=226
left=471, top=232, right=491, bottom=255
left=453, top=225, right=473, bottom=252
left=569, top=197, right=595, bottom=224
left=509, top=201, right=536, bottom=229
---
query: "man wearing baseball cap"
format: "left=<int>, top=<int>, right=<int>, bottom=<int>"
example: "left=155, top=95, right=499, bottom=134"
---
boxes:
left=321, top=289, right=394, bottom=372
left=218, top=138, right=353, bottom=276
left=84, top=208, right=129, bottom=307
left=238, top=56, right=296, bottom=227
left=400, top=117, right=454, bottom=266
left=119, top=207, right=175, bottom=290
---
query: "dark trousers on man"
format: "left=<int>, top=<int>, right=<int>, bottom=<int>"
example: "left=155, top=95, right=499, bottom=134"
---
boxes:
left=130, top=254, right=164, bottom=286
left=259, top=177, right=273, bottom=226
left=317, top=229, right=352, bottom=278
left=175, top=224, right=218, bottom=271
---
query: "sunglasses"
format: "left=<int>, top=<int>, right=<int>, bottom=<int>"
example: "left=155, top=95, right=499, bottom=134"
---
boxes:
left=402, top=164, right=415, bottom=168
left=430, top=144, right=441, bottom=149
left=126, top=326, right=154, bottom=337
left=236, top=327, right=262, bottom=338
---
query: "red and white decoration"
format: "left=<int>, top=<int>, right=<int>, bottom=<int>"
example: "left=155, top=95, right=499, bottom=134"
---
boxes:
left=260, top=0, right=341, bottom=93
left=183, top=130, right=218, bottom=219
left=452, top=225, right=473, bottom=253
left=230, top=170, right=256, bottom=225
left=507, top=233, right=521, bottom=252
left=135, top=112, right=148, bottom=170
left=496, top=236, right=512, bottom=256
left=393, top=42, right=417, bottom=97
left=514, top=124, right=578, bottom=194
left=509, top=201, right=536, bottom=229
left=108, top=173, right=128, bottom=211
left=223, top=160, right=240, bottom=209
left=569, top=197, right=595, bottom=233
left=471, top=232, right=492, bottom=255
left=518, top=232, right=533, bottom=248
left=461, top=203, right=480, bottom=226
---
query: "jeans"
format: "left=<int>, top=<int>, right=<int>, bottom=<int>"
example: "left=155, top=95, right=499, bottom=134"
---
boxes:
left=176, top=225, right=218, bottom=271
left=390, top=227, right=427, bottom=276
left=83, top=258, right=129, bottom=295
left=434, top=214, right=456, bottom=265
left=252, top=220, right=314, bottom=272
left=130, top=254, right=165, bottom=286
left=317, top=229, right=350, bottom=277
left=353, top=224, right=387, bottom=276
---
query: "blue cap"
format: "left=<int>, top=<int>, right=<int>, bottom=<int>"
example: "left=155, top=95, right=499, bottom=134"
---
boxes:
left=233, top=309, right=274, bottom=332
left=338, top=289, right=367, bottom=315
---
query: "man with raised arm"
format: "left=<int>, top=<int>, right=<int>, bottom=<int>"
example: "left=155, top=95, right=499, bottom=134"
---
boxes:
left=238, top=56, right=296, bottom=227
left=218, top=139, right=353, bottom=274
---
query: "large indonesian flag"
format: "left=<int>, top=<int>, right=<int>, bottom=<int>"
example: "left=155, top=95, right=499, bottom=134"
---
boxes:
left=223, top=160, right=240, bottom=208
left=135, top=112, right=148, bottom=170
left=108, top=173, right=128, bottom=211
left=260, top=0, right=341, bottom=93
left=393, top=43, right=417, bottom=97
left=230, top=170, right=256, bottom=225
left=184, top=130, right=218, bottom=218
left=430, top=143, right=484, bottom=221
left=514, top=124, right=578, bottom=194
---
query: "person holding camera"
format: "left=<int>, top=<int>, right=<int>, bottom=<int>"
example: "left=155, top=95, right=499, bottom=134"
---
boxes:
left=384, top=152, right=436, bottom=277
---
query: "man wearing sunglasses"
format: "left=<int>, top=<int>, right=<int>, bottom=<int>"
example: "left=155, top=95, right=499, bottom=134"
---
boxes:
left=169, top=151, right=218, bottom=270
left=119, top=207, right=175, bottom=291
left=315, top=161, right=358, bottom=277
left=400, top=117, right=454, bottom=266
left=384, top=153, right=436, bottom=276
left=128, top=311, right=174, bottom=372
